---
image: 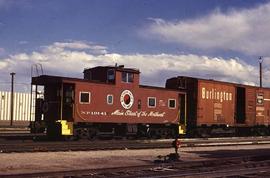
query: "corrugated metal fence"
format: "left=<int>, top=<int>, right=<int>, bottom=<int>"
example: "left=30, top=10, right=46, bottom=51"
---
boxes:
left=0, top=91, right=34, bottom=122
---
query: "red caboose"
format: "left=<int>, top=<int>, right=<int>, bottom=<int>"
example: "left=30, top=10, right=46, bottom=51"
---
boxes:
left=31, top=65, right=186, bottom=139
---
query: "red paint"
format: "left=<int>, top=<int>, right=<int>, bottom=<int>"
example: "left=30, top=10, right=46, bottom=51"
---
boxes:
left=36, top=66, right=185, bottom=125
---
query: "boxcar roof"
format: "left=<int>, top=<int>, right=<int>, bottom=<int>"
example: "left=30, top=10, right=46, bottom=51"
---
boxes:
left=139, top=84, right=182, bottom=92
left=173, top=76, right=268, bottom=90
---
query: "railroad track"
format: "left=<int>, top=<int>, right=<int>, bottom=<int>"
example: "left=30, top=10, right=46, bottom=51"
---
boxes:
left=3, top=154, right=270, bottom=177
left=0, top=140, right=167, bottom=153
left=1, top=136, right=270, bottom=153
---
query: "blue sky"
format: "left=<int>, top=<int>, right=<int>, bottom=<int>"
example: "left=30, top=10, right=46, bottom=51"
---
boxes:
left=0, top=0, right=270, bottom=91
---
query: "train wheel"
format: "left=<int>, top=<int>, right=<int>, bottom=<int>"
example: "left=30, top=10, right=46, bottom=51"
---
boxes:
left=161, top=128, right=171, bottom=139
left=71, top=128, right=80, bottom=140
left=170, top=129, right=177, bottom=139
left=148, top=129, right=160, bottom=139
left=75, top=128, right=90, bottom=139
left=88, top=128, right=97, bottom=140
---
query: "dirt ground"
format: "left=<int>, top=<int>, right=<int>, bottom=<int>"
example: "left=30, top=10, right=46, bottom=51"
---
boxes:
left=1, top=144, right=270, bottom=175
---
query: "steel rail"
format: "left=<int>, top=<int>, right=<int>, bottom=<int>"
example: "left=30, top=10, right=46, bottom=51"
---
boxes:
left=2, top=155, right=270, bottom=178
left=1, top=137, right=270, bottom=153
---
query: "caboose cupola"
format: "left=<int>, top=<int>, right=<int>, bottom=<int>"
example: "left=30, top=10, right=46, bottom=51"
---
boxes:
left=83, top=65, right=140, bottom=87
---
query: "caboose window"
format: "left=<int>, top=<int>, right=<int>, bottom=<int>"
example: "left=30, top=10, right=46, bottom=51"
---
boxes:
left=122, top=72, right=134, bottom=83
left=127, top=73, right=134, bottom=82
left=168, top=99, right=176, bottom=109
left=107, top=69, right=115, bottom=81
left=107, top=94, right=113, bottom=105
left=80, top=92, right=90, bottom=104
left=178, top=78, right=186, bottom=89
left=148, top=97, right=156, bottom=108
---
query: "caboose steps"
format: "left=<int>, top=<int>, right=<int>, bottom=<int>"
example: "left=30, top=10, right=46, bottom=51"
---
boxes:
left=57, top=120, right=73, bottom=136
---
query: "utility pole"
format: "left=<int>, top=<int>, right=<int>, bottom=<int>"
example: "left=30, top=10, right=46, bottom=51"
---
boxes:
left=10, top=72, right=15, bottom=126
left=259, top=56, right=263, bottom=88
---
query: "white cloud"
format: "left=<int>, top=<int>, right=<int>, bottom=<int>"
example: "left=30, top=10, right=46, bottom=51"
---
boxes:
left=10, top=53, right=29, bottom=61
left=0, top=60, right=7, bottom=69
left=144, top=3, right=270, bottom=56
left=0, top=40, right=263, bottom=92
left=49, top=41, right=108, bottom=55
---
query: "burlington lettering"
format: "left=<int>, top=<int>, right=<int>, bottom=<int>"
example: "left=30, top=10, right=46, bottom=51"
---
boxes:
left=202, top=87, right=232, bottom=102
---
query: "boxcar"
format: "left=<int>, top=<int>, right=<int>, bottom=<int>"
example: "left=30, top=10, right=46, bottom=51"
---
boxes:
left=166, top=76, right=270, bottom=136
left=31, top=65, right=186, bottom=139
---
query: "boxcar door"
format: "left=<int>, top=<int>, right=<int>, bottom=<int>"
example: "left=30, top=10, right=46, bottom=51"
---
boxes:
left=236, top=87, right=246, bottom=124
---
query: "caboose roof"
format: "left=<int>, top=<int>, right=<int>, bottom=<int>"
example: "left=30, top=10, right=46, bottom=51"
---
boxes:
left=31, top=75, right=114, bottom=85
left=32, top=75, right=180, bottom=92
left=84, top=65, right=140, bottom=74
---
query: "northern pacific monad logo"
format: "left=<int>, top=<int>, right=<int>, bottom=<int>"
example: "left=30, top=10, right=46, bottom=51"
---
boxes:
left=120, top=90, right=134, bottom=109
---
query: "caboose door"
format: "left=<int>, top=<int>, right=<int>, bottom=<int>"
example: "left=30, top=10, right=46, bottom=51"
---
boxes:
left=179, top=93, right=186, bottom=134
left=62, top=83, right=75, bottom=121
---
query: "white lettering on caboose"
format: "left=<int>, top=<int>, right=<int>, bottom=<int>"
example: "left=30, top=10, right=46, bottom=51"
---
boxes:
left=111, top=109, right=165, bottom=118
left=81, top=110, right=166, bottom=118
